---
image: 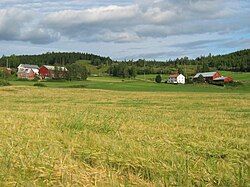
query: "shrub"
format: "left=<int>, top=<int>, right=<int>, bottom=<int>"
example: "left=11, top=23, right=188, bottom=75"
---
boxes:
left=0, top=79, right=11, bottom=86
left=185, top=77, right=193, bottom=84
left=195, top=74, right=205, bottom=83
left=155, top=74, right=162, bottom=83
left=66, top=85, right=86, bottom=88
left=225, top=81, right=243, bottom=87
left=34, top=83, right=47, bottom=87
left=45, top=79, right=66, bottom=82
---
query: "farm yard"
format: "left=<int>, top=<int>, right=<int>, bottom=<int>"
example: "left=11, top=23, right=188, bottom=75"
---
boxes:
left=0, top=77, right=249, bottom=186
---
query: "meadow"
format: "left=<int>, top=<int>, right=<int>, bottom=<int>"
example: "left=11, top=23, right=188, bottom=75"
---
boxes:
left=8, top=71, right=250, bottom=93
left=0, top=75, right=250, bottom=186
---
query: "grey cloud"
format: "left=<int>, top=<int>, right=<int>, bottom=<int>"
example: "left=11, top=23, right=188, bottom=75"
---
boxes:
left=220, top=38, right=250, bottom=48
left=171, top=39, right=227, bottom=50
left=0, top=8, right=32, bottom=40
left=20, top=28, right=60, bottom=44
left=0, top=8, right=60, bottom=44
left=123, top=51, right=184, bottom=60
left=41, top=0, right=247, bottom=43
left=0, top=0, right=249, bottom=44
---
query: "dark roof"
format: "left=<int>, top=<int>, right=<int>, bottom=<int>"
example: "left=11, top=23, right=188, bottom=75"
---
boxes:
left=169, top=74, right=179, bottom=78
left=194, top=72, right=217, bottom=78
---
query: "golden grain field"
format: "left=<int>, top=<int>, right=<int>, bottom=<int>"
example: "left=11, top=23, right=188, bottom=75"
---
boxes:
left=0, top=86, right=249, bottom=186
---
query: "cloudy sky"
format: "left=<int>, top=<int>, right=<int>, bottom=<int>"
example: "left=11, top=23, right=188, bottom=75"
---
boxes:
left=0, top=0, right=249, bottom=60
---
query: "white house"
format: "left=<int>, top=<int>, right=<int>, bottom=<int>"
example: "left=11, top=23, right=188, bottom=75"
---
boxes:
left=17, top=64, right=39, bottom=74
left=168, top=73, right=185, bottom=84
left=17, top=64, right=39, bottom=79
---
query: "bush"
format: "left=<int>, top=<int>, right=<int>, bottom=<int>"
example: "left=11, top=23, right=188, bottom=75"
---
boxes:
left=155, top=74, right=162, bottom=83
left=66, top=63, right=88, bottom=80
left=0, top=79, right=11, bottom=86
left=195, top=74, right=205, bottom=83
left=45, top=79, right=66, bottom=82
left=185, top=77, right=193, bottom=84
left=34, top=83, right=47, bottom=87
left=225, top=81, right=243, bottom=87
left=66, top=85, right=86, bottom=88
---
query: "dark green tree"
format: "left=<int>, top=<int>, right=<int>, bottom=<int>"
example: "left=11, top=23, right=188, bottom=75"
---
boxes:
left=196, top=74, right=205, bottom=83
left=201, top=63, right=210, bottom=72
left=54, top=66, right=60, bottom=79
left=155, top=74, right=162, bottom=83
left=128, top=66, right=137, bottom=78
left=66, top=63, right=88, bottom=80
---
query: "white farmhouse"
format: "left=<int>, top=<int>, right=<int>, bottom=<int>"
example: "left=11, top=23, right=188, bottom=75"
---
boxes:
left=168, top=73, right=185, bottom=84
left=17, top=64, right=39, bottom=79
left=17, top=64, right=39, bottom=74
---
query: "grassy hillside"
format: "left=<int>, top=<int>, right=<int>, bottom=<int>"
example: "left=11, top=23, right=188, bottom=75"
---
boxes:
left=76, top=60, right=109, bottom=76
left=0, top=86, right=249, bottom=186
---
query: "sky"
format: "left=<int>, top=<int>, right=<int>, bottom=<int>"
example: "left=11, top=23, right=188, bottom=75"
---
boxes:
left=0, top=0, right=249, bottom=60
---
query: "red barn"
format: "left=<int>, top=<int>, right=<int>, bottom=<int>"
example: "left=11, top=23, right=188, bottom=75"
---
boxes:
left=39, top=65, right=68, bottom=79
left=193, top=71, right=221, bottom=82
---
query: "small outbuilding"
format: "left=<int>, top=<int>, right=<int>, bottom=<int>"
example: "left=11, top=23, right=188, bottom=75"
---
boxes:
left=213, top=76, right=233, bottom=83
left=168, top=73, right=185, bottom=84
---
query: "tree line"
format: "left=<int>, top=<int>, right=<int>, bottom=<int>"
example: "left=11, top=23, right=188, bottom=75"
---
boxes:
left=0, top=52, right=111, bottom=68
left=0, top=49, right=249, bottom=79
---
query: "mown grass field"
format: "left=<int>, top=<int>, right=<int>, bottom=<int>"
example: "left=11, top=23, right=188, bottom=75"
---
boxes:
left=0, top=80, right=249, bottom=186
left=2, top=72, right=250, bottom=186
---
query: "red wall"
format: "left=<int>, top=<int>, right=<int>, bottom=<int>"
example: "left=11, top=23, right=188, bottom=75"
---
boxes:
left=39, top=66, right=50, bottom=78
left=212, top=72, right=221, bottom=80
left=224, top=77, right=233, bottom=83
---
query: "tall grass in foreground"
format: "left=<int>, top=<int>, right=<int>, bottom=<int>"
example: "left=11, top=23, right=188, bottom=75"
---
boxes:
left=0, top=86, right=249, bottom=186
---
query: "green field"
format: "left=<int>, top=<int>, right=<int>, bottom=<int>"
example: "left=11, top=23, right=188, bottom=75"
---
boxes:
left=0, top=73, right=250, bottom=186
left=9, top=72, right=250, bottom=93
left=137, top=71, right=250, bottom=82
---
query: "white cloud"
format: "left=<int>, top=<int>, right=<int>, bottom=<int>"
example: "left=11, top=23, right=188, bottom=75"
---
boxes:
left=0, top=8, right=60, bottom=44
left=0, top=0, right=249, bottom=50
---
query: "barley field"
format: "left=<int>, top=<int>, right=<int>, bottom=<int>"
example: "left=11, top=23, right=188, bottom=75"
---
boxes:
left=0, top=86, right=249, bottom=186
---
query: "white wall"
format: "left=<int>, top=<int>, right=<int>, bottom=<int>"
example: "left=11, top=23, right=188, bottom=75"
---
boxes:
left=177, top=74, right=185, bottom=84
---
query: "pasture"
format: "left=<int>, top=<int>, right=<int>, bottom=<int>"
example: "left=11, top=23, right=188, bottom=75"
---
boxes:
left=8, top=72, right=250, bottom=93
left=0, top=82, right=249, bottom=186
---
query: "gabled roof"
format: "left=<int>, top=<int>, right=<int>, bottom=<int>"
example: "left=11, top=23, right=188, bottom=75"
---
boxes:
left=194, top=72, right=217, bottom=78
left=169, top=73, right=185, bottom=78
left=169, top=74, right=179, bottom=78
left=18, top=68, right=35, bottom=74
left=43, top=65, right=68, bottom=71
left=18, top=64, right=39, bottom=69
left=25, top=69, right=34, bottom=74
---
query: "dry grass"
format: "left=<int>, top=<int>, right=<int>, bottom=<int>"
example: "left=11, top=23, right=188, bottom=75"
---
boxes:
left=0, top=86, right=249, bottom=186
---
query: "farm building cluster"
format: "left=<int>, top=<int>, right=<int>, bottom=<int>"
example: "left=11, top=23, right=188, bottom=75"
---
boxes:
left=17, top=64, right=68, bottom=80
left=2, top=63, right=233, bottom=85
left=167, top=71, right=233, bottom=84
